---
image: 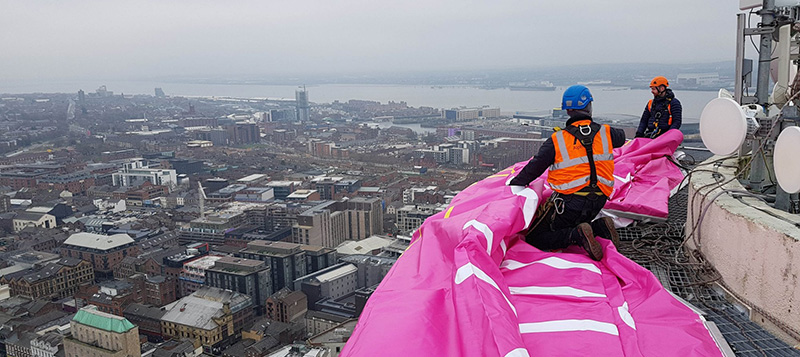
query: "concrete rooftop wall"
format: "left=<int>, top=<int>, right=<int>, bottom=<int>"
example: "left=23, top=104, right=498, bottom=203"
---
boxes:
left=687, top=156, right=800, bottom=344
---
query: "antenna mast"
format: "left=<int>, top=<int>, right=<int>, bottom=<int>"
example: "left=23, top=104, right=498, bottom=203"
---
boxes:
left=735, top=0, right=800, bottom=212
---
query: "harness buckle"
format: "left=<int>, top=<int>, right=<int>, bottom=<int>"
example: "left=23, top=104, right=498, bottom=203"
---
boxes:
left=553, top=196, right=565, bottom=215
left=579, top=125, right=592, bottom=136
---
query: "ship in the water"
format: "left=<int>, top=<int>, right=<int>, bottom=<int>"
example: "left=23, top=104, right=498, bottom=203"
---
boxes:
left=508, top=80, right=556, bottom=91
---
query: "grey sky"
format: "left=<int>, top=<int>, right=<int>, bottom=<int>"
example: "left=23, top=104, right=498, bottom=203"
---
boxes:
left=0, top=1, right=742, bottom=81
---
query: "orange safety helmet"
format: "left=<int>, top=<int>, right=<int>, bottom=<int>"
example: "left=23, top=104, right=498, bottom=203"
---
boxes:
left=650, top=76, right=669, bottom=88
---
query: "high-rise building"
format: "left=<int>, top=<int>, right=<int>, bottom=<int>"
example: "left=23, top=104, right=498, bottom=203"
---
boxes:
left=224, top=123, right=260, bottom=145
left=64, top=305, right=141, bottom=357
left=291, top=198, right=383, bottom=248
left=205, top=256, right=271, bottom=314
left=296, top=87, right=310, bottom=122
left=238, top=240, right=307, bottom=293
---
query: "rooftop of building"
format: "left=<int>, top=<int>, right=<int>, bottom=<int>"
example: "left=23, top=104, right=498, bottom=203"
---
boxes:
left=335, top=236, right=392, bottom=256
left=238, top=174, right=267, bottom=182
left=244, top=240, right=302, bottom=255
left=8, top=250, right=61, bottom=265
left=286, top=189, right=318, bottom=199
left=72, top=305, right=136, bottom=333
left=268, top=288, right=307, bottom=305
left=162, top=295, right=227, bottom=330
left=311, top=176, right=343, bottom=183
left=299, top=244, right=332, bottom=254
left=265, top=344, right=326, bottom=357
left=123, top=303, right=167, bottom=320
left=246, top=317, right=292, bottom=337
left=162, top=288, right=251, bottom=330
left=313, top=264, right=357, bottom=283
left=209, top=256, right=265, bottom=272
left=357, top=187, right=381, bottom=193
left=308, top=319, right=358, bottom=345
left=339, top=254, right=397, bottom=266
left=265, top=181, right=299, bottom=187
left=183, top=255, right=224, bottom=270
left=151, top=339, right=196, bottom=357
left=63, top=232, right=135, bottom=251
left=18, top=258, right=85, bottom=283
left=33, top=332, right=63, bottom=347
left=305, top=310, right=350, bottom=324
left=12, top=211, right=52, bottom=221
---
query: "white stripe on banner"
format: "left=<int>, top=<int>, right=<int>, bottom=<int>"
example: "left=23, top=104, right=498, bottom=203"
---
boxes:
left=509, top=286, right=606, bottom=298
left=519, top=320, right=620, bottom=336
left=504, top=348, right=531, bottom=357
left=500, top=239, right=508, bottom=255
left=463, top=220, right=494, bottom=255
left=500, top=257, right=601, bottom=274
left=509, top=184, right=539, bottom=227
left=455, top=263, right=518, bottom=316
left=618, top=302, right=636, bottom=330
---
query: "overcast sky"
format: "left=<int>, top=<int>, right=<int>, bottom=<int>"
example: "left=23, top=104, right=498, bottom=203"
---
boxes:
left=0, top=1, right=742, bottom=81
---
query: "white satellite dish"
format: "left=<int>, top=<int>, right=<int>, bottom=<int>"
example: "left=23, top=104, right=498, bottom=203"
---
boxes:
left=774, top=126, right=800, bottom=193
left=700, top=98, right=748, bottom=156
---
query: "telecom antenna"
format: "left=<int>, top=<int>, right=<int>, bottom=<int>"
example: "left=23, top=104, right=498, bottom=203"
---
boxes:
left=710, top=0, right=800, bottom=213
left=699, top=98, right=748, bottom=156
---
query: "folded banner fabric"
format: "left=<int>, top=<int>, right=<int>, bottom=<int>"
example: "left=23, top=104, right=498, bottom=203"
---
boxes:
left=341, top=130, right=722, bottom=357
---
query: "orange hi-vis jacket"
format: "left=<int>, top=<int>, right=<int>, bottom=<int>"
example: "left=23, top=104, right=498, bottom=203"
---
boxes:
left=548, top=120, right=615, bottom=196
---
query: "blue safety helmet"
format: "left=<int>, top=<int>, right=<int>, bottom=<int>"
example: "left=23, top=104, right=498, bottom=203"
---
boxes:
left=561, top=85, right=593, bottom=110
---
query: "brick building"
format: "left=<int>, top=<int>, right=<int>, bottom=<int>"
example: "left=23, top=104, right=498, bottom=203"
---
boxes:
left=60, top=232, right=140, bottom=279
left=0, top=257, right=94, bottom=300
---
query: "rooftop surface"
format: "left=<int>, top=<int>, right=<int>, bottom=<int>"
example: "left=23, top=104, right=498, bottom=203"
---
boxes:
left=314, top=264, right=357, bottom=283
left=73, top=305, right=135, bottom=333
left=63, top=232, right=134, bottom=250
left=335, top=236, right=392, bottom=256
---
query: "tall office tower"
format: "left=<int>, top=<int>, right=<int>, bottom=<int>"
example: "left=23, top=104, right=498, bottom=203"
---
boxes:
left=154, top=87, right=165, bottom=97
left=296, top=86, right=310, bottom=122
left=77, top=89, right=86, bottom=104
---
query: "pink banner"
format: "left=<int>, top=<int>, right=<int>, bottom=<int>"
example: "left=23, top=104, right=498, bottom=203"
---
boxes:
left=342, top=130, right=718, bottom=356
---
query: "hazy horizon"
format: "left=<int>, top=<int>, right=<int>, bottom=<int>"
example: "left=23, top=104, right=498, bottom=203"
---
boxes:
left=2, top=1, right=743, bottom=82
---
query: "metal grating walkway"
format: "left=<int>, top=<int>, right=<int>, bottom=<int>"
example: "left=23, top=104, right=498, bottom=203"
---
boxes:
left=617, top=187, right=800, bottom=356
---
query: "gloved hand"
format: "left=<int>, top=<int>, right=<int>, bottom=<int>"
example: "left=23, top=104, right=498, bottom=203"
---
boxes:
left=506, top=176, right=524, bottom=187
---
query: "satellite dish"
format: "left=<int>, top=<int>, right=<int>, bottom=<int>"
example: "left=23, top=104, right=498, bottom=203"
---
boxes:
left=718, top=88, right=734, bottom=100
left=700, top=98, right=748, bottom=156
left=774, top=126, right=800, bottom=193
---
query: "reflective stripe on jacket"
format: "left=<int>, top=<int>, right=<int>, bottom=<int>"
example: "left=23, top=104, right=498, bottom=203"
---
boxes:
left=548, top=121, right=615, bottom=196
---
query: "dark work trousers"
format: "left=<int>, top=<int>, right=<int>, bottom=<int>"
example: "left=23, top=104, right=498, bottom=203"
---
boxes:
left=525, top=193, right=608, bottom=251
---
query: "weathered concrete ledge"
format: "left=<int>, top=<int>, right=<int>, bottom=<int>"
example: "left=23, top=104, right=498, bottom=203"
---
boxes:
left=687, top=156, right=800, bottom=346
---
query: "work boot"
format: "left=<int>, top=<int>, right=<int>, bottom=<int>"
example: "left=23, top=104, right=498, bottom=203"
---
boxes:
left=571, top=223, right=603, bottom=261
left=591, top=217, right=621, bottom=247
